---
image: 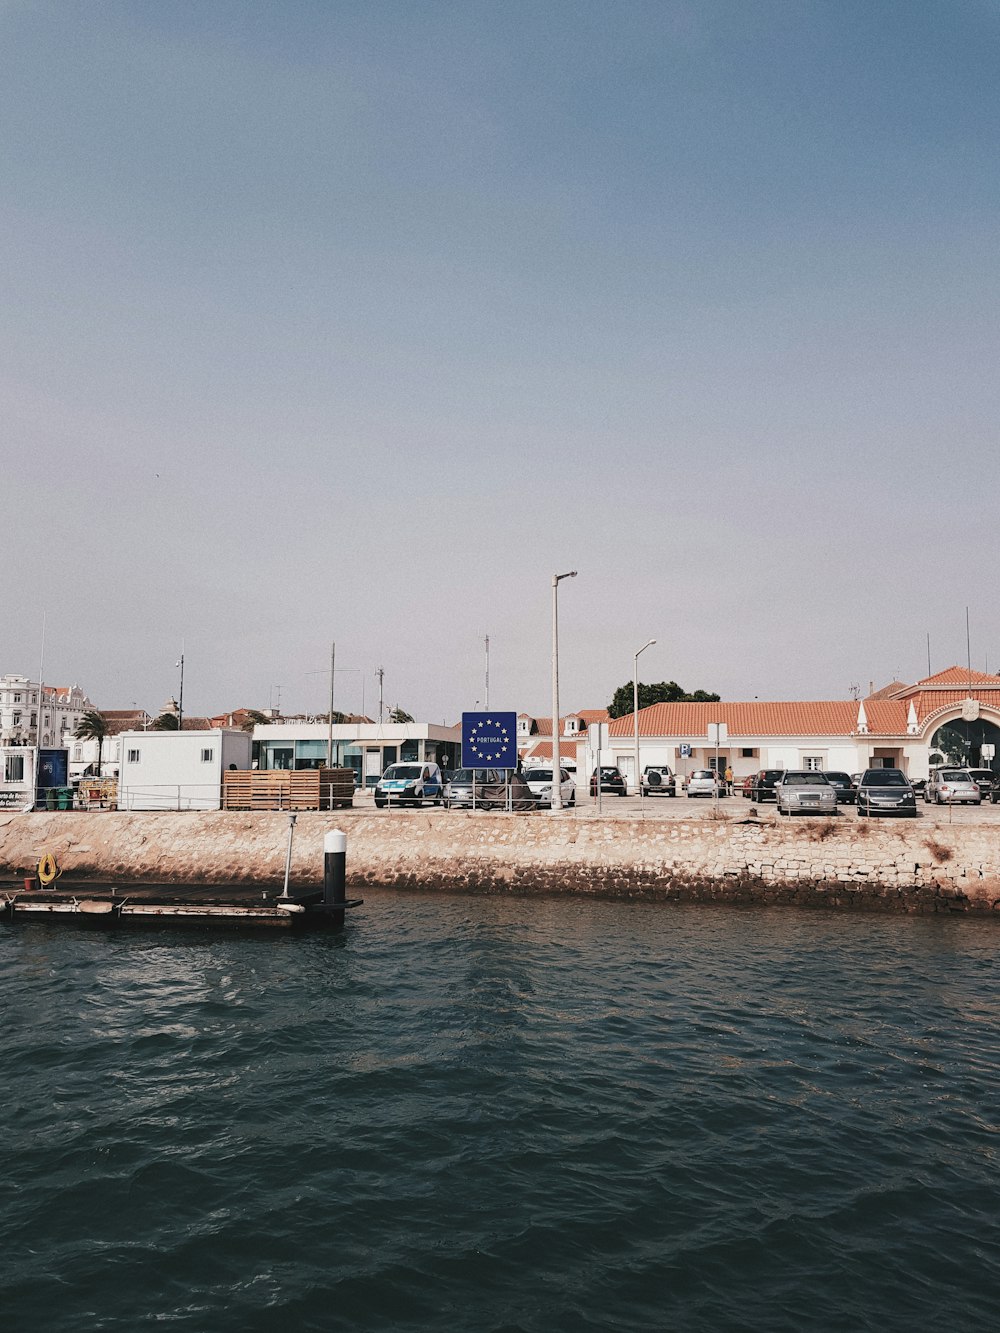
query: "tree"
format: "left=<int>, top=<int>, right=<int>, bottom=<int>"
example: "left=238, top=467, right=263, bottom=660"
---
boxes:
left=241, top=709, right=271, bottom=732
left=388, top=706, right=414, bottom=724
left=606, top=680, right=721, bottom=719
left=74, top=709, right=109, bottom=775
left=152, top=712, right=180, bottom=730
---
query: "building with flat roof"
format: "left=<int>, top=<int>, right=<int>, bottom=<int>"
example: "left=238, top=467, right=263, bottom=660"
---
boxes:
left=253, top=720, right=461, bottom=788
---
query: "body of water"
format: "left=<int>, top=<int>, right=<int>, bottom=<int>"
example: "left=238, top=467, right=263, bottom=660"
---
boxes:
left=3, top=894, right=999, bottom=1331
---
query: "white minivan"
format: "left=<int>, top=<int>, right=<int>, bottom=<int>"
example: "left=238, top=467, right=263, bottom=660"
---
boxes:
left=374, top=762, right=444, bottom=808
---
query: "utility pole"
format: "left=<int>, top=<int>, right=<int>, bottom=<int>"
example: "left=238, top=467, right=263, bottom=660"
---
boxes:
left=376, top=666, right=385, bottom=721
left=327, top=641, right=336, bottom=767
left=485, top=635, right=490, bottom=710
left=176, top=651, right=185, bottom=732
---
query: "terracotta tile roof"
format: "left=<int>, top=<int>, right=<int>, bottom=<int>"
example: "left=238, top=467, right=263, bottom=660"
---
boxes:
left=915, top=667, right=1000, bottom=687
left=608, top=699, right=911, bottom=739
left=574, top=709, right=610, bottom=724
left=913, top=690, right=1000, bottom=724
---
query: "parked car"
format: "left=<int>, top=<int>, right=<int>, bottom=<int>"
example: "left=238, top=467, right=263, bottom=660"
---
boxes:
left=965, top=768, right=995, bottom=800
left=924, top=767, right=980, bottom=806
left=443, top=768, right=535, bottom=810
left=824, top=771, right=857, bottom=804
left=443, top=767, right=504, bottom=809
left=590, top=766, right=628, bottom=797
left=641, top=765, right=676, bottom=797
left=523, top=767, right=576, bottom=807
left=374, top=762, right=444, bottom=808
left=749, top=769, right=784, bottom=803
left=856, top=768, right=917, bottom=818
left=686, top=769, right=723, bottom=798
left=775, top=770, right=838, bottom=816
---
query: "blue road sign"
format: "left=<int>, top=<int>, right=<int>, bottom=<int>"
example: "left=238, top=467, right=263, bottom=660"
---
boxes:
left=462, top=711, right=517, bottom=770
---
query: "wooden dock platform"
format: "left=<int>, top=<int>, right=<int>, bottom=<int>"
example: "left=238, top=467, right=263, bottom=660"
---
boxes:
left=0, top=881, right=363, bottom=930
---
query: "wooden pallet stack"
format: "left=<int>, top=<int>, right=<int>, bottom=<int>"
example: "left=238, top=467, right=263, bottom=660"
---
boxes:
left=222, top=768, right=355, bottom=811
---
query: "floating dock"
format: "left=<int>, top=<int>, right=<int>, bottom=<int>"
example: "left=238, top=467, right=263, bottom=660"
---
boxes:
left=1, top=827, right=361, bottom=931
left=0, top=882, right=363, bottom=929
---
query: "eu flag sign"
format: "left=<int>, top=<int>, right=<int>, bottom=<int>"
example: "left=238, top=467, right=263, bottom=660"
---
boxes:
left=462, top=712, right=517, bottom=770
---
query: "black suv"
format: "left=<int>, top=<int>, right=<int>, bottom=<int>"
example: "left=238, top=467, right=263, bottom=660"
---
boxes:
left=591, top=766, right=627, bottom=797
left=856, top=768, right=917, bottom=818
left=749, top=769, right=783, bottom=802
left=966, top=768, right=995, bottom=801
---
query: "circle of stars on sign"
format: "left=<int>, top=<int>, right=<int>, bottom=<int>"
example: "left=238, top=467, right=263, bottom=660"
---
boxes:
left=468, top=718, right=511, bottom=763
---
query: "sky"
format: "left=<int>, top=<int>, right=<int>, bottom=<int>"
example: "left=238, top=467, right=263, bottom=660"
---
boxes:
left=3, top=0, right=999, bottom=722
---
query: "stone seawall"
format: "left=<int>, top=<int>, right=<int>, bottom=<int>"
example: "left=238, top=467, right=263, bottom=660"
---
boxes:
left=3, top=809, right=1000, bottom=914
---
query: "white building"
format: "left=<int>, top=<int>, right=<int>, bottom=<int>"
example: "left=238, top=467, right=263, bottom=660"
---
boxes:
left=117, top=728, right=252, bottom=810
left=600, top=668, right=1000, bottom=789
left=0, top=676, right=92, bottom=748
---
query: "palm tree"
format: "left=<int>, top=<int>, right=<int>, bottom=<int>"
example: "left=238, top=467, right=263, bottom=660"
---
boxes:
left=74, top=709, right=109, bottom=776
left=152, top=712, right=180, bottom=731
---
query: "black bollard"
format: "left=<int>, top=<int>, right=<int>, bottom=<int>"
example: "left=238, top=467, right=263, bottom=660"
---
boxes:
left=323, top=830, right=347, bottom=907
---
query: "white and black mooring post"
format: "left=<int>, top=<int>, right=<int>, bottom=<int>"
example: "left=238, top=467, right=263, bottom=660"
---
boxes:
left=323, top=830, right=347, bottom=907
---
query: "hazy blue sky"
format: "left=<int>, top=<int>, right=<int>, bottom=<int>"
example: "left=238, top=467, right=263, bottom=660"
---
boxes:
left=3, top=1, right=999, bottom=720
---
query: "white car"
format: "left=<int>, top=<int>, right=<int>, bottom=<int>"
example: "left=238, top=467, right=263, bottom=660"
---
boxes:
left=686, top=769, right=722, bottom=797
left=523, top=767, right=576, bottom=807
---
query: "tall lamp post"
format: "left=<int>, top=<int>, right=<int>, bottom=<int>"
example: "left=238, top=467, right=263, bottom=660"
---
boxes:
left=176, top=652, right=185, bottom=732
left=633, top=639, right=656, bottom=798
left=551, top=569, right=577, bottom=810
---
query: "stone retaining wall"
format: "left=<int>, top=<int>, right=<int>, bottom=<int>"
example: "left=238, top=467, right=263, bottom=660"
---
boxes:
left=1, top=809, right=999, bottom=914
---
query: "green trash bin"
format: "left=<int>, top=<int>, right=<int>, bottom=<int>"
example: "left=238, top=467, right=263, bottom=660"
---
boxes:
left=45, top=787, right=57, bottom=810
left=58, top=786, right=73, bottom=811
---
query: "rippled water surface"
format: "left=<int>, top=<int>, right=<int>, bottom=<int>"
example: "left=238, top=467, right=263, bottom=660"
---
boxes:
left=3, top=895, right=1000, bottom=1331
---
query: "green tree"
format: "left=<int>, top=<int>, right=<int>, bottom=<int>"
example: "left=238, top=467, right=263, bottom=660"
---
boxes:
left=606, top=680, right=721, bottom=719
left=152, top=712, right=180, bottom=730
left=241, top=709, right=271, bottom=732
left=388, top=706, right=414, bottom=724
left=74, top=709, right=109, bottom=774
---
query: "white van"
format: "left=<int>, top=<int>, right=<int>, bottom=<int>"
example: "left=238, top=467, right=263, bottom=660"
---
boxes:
left=374, top=762, right=444, bottom=808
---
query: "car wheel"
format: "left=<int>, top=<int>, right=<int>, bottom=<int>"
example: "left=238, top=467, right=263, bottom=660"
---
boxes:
left=568, top=794, right=575, bottom=807
left=375, top=797, right=386, bottom=808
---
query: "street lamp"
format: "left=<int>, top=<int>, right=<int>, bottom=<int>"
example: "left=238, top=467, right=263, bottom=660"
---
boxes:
left=551, top=569, right=577, bottom=810
left=633, top=639, right=656, bottom=798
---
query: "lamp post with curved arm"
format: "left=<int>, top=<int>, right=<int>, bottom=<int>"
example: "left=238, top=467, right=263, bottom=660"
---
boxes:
left=551, top=570, right=577, bottom=810
left=634, top=639, right=656, bottom=798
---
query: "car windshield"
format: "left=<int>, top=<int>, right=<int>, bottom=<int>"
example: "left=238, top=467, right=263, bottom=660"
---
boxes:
left=940, top=770, right=969, bottom=782
left=783, top=772, right=828, bottom=784
left=826, top=773, right=851, bottom=783
left=967, top=770, right=993, bottom=779
left=864, top=770, right=908, bottom=786
left=691, top=771, right=714, bottom=779
left=528, top=771, right=553, bottom=782
left=762, top=771, right=783, bottom=780
left=384, top=764, right=421, bottom=780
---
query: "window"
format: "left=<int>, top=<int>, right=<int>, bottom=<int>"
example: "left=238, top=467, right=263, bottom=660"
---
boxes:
left=30, top=712, right=37, bottom=727
left=12, top=711, right=20, bottom=726
left=73, top=747, right=82, bottom=761
left=5, top=755, right=25, bottom=783
left=803, top=756, right=824, bottom=771
left=741, top=748, right=756, bottom=758
left=127, top=748, right=140, bottom=763
left=201, top=748, right=214, bottom=763
left=13, top=692, right=21, bottom=703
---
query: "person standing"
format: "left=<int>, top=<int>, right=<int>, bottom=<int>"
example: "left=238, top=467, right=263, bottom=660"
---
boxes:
left=724, top=764, right=734, bottom=796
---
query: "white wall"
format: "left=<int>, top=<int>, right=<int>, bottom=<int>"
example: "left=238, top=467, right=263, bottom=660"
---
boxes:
left=118, top=730, right=251, bottom=810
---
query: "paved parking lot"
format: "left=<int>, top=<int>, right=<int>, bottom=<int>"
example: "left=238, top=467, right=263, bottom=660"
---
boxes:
left=354, top=790, right=1000, bottom=824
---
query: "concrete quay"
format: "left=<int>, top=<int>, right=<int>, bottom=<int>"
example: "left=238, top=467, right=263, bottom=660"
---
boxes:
left=2, top=807, right=1000, bottom=915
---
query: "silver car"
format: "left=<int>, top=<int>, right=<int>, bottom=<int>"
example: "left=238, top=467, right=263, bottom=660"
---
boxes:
left=775, top=770, right=837, bottom=816
left=686, top=769, right=722, bottom=797
left=924, top=767, right=981, bottom=806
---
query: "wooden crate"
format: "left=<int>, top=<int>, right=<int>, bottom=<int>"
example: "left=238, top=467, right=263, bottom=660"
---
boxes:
left=222, top=768, right=355, bottom=811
